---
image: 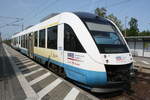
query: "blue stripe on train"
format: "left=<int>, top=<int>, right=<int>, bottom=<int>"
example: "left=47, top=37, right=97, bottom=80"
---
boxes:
left=20, top=48, right=28, bottom=55
left=19, top=48, right=107, bottom=86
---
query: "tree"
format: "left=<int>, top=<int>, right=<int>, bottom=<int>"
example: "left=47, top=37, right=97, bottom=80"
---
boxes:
left=95, top=7, right=107, bottom=17
left=127, top=17, right=139, bottom=36
left=107, top=14, right=123, bottom=31
left=3, top=39, right=11, bottom=46
left=94, top=8, right=149, bottom=36
left=94, top=7, right=123, bottom=31
left=139, top=30, right=150, bottom=36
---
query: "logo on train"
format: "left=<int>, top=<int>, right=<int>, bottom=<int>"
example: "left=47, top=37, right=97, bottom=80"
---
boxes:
left=116, top=56, right=125, bottom=62
left=67, top=53, right=81, bottom=62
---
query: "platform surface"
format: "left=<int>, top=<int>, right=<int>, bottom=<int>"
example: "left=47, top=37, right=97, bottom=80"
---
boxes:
left=133, top=56, right=150, bottom=73
left=0, top=43, right=99, bottom=100
left=0, top=43, right=26, bottom=100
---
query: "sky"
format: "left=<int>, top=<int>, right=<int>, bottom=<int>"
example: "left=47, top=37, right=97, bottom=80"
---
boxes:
left=0, top=0, right=150, bottom=39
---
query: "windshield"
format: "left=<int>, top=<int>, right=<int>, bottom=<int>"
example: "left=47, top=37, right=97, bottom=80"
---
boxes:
left=83, top=19, right=129, bottom=53
left=86, top=22, right=125, bottom=45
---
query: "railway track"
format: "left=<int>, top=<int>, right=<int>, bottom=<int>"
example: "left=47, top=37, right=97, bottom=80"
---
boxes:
left=92, top=72, right=150, bottom=100
left=64, top=66, right=150, bottom=100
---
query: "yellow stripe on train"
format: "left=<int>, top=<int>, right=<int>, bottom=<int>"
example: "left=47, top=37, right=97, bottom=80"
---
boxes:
left=34, top=47, right=61, bottom=62
left=40, top=22, right=59, bottom=29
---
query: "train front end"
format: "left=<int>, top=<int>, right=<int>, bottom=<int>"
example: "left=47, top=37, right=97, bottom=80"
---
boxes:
left=77, top=13, right=135, bottom=92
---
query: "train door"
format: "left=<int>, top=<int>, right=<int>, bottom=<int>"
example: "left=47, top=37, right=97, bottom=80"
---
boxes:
left=57, top=24, right=64, bottom=65
left=28, top=33, right=34, bottom=58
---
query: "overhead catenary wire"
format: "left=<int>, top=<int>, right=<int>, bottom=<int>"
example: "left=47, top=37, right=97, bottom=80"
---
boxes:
left=90, top=0, right=132, bottom=11
left=0, top=0, right=53, bottom=29
left=0, top=16, right=23, bottom=20
left=107, top=0, right=131, bottom=8
left=89, top=0, right=105, bottom=12
left=89, top=0, right=132, bottom=17
left=22, top=0, right=50, bottom=21
left=0, top=16, right=23, bottom=28
left=0, top=0, right=60, bottom=39
left=32, top=0, right=60, bottom=18
left=22, top=0, right=60, bottom=30
left=0, top=0, right=50, bottom=30
left=0, top=20, right=20, bottom=28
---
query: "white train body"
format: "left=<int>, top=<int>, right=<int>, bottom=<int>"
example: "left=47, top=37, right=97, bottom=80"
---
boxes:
left=11, top=12, right=134, bottom=92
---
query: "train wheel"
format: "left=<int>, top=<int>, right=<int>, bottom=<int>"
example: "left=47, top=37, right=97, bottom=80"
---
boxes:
left=60, top=67, right=66, bottom=78
left=51, top=64, right=56, bottom=72
left=49, top=63, right=66, bottom=78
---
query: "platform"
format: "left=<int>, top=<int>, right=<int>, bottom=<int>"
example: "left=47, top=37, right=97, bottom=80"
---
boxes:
left=0, top=43, right=26, bottom=100
left=0, top=43, right=99, bottom=100
left=133, top=57, right=150, bottom=73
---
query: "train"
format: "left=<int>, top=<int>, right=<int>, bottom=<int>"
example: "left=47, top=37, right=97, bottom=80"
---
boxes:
left=11, top=12, right=135, bottom=92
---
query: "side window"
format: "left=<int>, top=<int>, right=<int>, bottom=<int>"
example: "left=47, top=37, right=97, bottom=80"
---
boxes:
left=16, top=38, right=18, bottom=45
left=21, top=36, right=23, bottom=47
left=21, top=35, right=24, bottom=47
left=39, top=29, right=45, bottom=48
left=27, top=34, right=29, bottom=49
left=25, top=35, right=26, bottom=48
left=24, top=36, right=25, bottom=48
left=22, top=35, right=25, bottom=48
left=47, top=26, right=57, bottom=49
left=19, top=36, right=21, bottom=45
left=24, top=35, right=25, bottom=48
left=34, top=31, right=38, bottom=46
left=14, top=38, right=15, bottom=45
left=22, top=36, right=24, bottom=47
left=64, top=24, right=85, bottom=52
left=25, top=34, right=27, bottom=48
left=18, top=37, right=20, bottom=44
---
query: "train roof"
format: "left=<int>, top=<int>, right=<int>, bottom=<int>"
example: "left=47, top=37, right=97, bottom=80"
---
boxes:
left=74, top=12, right=108, bottom=22
left=12, top=12, right=109, bottom=38
left=74, top=12, right=98, bottom=19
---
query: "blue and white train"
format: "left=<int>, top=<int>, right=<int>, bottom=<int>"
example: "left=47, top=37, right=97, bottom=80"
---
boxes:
left=11, top=12, right=134, bottom=92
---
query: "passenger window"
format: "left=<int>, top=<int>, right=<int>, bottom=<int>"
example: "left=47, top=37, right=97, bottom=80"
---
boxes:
left=14, top=38, right=15, bottom=45
left=64, top=24, right=85, bottom=52
left=23, top=35, right=25, bottom=48
left=22, top=35, right=25, bottom=48
left=24, top=35, right=25, bottom=48
left=25, top=34, right=28, bottom=48
left=34, top=31, right=38, bottom=47
left=18, top=36, right=20, bottom=44
left=21, top=36, right=23, bottom=47
left=47, top=26, right=57, bottom=49
left=19, top=37, right=20, bottom=46
left=39, top=29, right=45, bottom=48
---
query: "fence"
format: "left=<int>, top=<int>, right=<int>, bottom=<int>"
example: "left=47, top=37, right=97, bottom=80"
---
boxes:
left=126, top=36, right=150, bottom=57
